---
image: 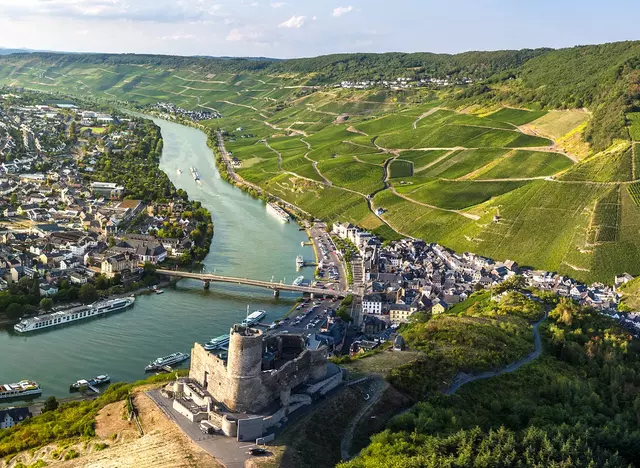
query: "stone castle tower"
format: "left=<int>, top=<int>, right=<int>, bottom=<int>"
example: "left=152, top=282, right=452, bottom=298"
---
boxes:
left=224, top=325, right=264, bottom=411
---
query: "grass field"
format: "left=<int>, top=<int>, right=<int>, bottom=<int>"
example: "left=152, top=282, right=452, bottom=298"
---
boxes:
left=388, top=159, right=414, bottom=178
left=318, top=157, right=385, bottom=194
left=420, top=148, right=508, bottom=179
left=627, top=112, right=640, bottom=141
left=396, top=179, right=528, bottom=210
left=474, top=150, right=574, bottom=179
left=560, top=144, right=633, bottom=182
left=398, top=150, right=451, bottom=170
left=528, top=110, right=590, bottom=139
left=486, top=108, right=547, bottom=126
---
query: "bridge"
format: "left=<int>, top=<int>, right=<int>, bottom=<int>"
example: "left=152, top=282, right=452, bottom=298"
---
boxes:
left=156, top=269, right=347, bottom=298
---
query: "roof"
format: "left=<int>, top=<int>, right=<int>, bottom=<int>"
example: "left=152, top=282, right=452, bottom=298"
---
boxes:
left=0, top=407, right=31, bottom=422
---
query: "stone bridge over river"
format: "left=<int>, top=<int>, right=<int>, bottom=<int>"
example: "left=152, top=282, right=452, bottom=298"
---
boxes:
left=156, top=269, right=347, bottom=298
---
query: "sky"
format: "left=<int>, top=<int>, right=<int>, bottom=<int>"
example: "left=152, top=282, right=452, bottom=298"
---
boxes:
left=0, top=0, right=638, bottom=58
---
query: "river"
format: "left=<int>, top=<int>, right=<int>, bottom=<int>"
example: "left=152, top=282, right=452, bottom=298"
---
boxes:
left=0, top=116, right=314, bottom=404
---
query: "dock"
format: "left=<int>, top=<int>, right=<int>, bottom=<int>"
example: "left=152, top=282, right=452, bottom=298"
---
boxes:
left=160, top=365, right=174, bottom=373
left=87, top=384, right=100, bottom=394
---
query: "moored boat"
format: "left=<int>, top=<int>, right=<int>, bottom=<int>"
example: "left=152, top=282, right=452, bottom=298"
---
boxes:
left=292, top=276, right=305, bottom=286
left=242, top=310, right=267, bottom=327
left=203, top=334, right=230, bottom=351
left=296, top=255, right=304, bottom=268
left=70, top=374, right=111, bottom=392
left=0, top=380, right=42, bottom=400
left=14, top=297, right=135, bottom=333
left=266, top=202, right=290, bottom=223
left=145, top=352, right=190, bottom=372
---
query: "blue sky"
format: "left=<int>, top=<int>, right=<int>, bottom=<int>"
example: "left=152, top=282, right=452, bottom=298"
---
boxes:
left=0, top=0, right=637, bottom=58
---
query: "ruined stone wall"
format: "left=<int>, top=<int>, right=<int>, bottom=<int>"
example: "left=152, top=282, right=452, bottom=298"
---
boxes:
left=190, top=330, right=330, bottom=414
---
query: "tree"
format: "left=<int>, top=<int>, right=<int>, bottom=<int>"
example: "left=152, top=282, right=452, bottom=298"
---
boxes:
left=79, top=284, right=98, bottom=304
left=39, top=298, right=53, bottom=311
left=42, top=396, right=59, bottom=413
left=5, top=302, right=24, bottom=319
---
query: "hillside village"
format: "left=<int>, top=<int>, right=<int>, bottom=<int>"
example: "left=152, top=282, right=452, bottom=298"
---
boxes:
left=0, top=94, right=211, bottom=318
left=334, top=76, right=474, bottom=90
left=331, top=222, right=640, bottom=348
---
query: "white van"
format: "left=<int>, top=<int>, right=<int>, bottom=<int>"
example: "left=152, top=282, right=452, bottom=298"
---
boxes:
left=199, top=420, right=220, bottom=434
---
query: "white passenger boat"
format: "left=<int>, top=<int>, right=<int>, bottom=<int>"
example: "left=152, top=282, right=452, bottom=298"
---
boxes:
left=14, top=297, right=135, bottom=333
left=203, top=334, right=230, bottom=351
left=0, top=380, right=42, bottom=400
left=145, top=352, right=190, bottom=372
left=242, top=310, right=266, bottom=327
left=266, top=202, right=290, bottom=223
left=292, top=276, right=305, bottom=286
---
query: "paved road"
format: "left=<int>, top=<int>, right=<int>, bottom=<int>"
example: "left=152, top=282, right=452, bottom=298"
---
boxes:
left=340, top=378, right=387, bottom=461
left=444, top=310, right=548, bottom=395
left=147, top=389, right=255, bottom=468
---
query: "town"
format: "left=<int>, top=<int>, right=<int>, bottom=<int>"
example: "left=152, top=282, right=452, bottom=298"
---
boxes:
left=152, top=102, right=221, bottom=121
left=329, top=222, right=640, bottom=347
left=0, top=91, right=213, bottom=320
left=333, top=76, right=475, bottom=90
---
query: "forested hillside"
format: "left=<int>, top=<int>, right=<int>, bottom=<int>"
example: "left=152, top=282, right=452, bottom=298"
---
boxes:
left=341, top=297, right=640, bottom=467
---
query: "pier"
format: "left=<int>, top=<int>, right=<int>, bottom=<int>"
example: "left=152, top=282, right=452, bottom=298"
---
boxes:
left=156, top=269, right=347, bottom=298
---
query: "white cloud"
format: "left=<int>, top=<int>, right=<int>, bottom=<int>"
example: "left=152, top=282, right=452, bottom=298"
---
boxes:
left=278, top=15, right=305, bottom=29
left=270, top=2, right=286, bottom=7
left=162, top=33, right=196, bottom=40
left=0, top=0, right=224, bottom=23
left=226, top=27, right=263, bottom=42
left=332, top=6, right=353, bottom=17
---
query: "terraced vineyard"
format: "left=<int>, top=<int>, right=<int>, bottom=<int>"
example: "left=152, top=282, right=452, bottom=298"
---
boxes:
left=2, top=54, right=640, bottom=282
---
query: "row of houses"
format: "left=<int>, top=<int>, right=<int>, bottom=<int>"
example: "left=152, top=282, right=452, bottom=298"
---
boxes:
left=332, top=222, right=627, bottom=331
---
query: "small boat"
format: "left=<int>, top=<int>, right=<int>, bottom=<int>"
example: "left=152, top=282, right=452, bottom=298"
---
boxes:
left=145, top=352, right=190, bottom=372
left=176, top=168, right=182, bottom=175
left=292, top=276, right=305, bottom=286
left=242, top=309, right=267, bottom=327
left=296, top=255, right=304, bottom=268
left=155, top=289, right=164, bottom=295
left=190, top=166, right=201, bottom=181
left=203, top=334, right=230, bottom=351
left=70, top=374, right=110, bottom=392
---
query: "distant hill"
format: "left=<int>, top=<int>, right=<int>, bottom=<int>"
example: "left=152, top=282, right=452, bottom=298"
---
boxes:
left=0, top=48, right=33, bottom=55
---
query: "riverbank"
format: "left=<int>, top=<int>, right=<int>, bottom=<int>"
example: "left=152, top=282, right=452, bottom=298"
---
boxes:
left=0, top=112, right=315, bottom=403
left=0, top=277, right=180, bottom=328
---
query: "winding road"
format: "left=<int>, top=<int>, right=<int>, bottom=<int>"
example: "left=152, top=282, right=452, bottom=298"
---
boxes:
left=444, top=309, right=548, bottom=395
left=341, top=304, right=549, bottom=462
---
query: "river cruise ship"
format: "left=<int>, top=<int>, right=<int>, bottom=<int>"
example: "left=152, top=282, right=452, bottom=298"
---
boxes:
left=0, top=380, right=42, bottom=400
left=266, top=202, right=290, bottom=223
left=14, top=297, right=135, bottom=333
left=145, top=352, right=190, bottom=371
left=203, top=334, right=230, bottom=351
left=242, top=310, right=266, bottom=326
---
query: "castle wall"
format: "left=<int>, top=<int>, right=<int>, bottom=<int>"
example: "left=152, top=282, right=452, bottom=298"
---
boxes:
left=190, top=328, right=330, bottom=414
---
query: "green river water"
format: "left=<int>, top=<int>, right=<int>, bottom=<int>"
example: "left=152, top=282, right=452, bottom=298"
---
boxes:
left=0, top=116, right=314, bottom=403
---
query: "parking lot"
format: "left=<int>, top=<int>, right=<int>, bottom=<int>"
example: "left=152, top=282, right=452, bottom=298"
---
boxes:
left=308, top=223, right=349, bottom=293
left=147, top=389, right=262, bottom=468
